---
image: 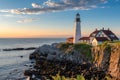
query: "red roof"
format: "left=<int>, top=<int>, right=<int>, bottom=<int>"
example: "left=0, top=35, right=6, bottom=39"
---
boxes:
left=95, top=37, right=109, bottom=41
left=102, top=30, right=119, bottom=40
left=89, top=30, right=99, bottom=37
left=89, top=29, right=119, bottom=41
left=67, top=37, right=73, bottom=40
left=66, top=29, right=119, bottom=42
left=79, top=37, right=89, bottom=40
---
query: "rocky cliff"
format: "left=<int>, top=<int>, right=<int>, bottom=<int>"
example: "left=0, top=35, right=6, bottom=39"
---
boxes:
left=92, top=42, right=120, bottom=80
left=28, top=43, right=106, bottom=80
left=28, top=42, right=120, bottom=79
left=29, top=43, right=92, bottom=63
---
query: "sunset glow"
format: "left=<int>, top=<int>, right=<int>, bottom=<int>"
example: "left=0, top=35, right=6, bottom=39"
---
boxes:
left=0, top=0, right=120, bottom=38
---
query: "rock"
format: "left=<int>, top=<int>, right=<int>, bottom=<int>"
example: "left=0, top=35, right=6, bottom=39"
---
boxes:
left=30, top=43, right=88, bottom=63
left=3, top=48, right=24, bottom=51
left=3, top=49, right=12, bottom=51
left=20, top=55, right=23, bottom=58
left=29, top=52, right=40, bottom=60
left=47, top=54, right=56, bottom=60
left=31, top=61, right=35, bottom=64
left=29, top=53, right=36, bottom=59
left=24, top=63, right=33, bottom=68
left=32, top=74, right=35, bottom=78
left=24, top=47, right=36, bottom=50
left=12, top=48, right=24, bottom=50
left=25, top=57, right=106, bottom=80
left=3, top=47, right=36, bottom=51
left=29, top=44, right=61, bottom=60
left=92, top=44, right=120, bottom=79
left=108, top=46, right=120, bottom=79
left=51, top=43, right=59, bottom=48
left=36, top=44, right=60, bottom=55
left=26, top=42, right=120, bottom=79
left=24, top=70, right=32, bottom=76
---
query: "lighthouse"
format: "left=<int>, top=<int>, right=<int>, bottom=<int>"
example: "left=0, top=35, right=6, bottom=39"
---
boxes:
left=73, top=13, right=81, bottom=43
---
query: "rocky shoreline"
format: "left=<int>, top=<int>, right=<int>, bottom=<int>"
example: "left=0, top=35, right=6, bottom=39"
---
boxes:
left=24, top=58, right=107, bottom=80
left=24, top=42, right=120, bottom=80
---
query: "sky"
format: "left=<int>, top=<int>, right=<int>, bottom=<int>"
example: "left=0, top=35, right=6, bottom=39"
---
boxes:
left=0, top=0, right=120, bottom=38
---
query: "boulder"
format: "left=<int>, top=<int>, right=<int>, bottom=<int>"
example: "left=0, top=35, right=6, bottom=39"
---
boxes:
left=24, top=70, right=33, bottom=76
left=30, top=43, right=90, bottom=63
left=24, top=47, right=36, bottom=50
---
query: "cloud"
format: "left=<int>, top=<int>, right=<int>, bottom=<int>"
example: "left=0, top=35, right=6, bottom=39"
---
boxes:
left=0, top=10, right=10, bottom=13
left=17, top=18, right=38, bottom=23
left=32, top=3, right=42, bottom=8
left=0, top=14, right=15, bottom=17
left=44, top=0, right=63, bottom=7
left=0, top=0, right=108, bottom=14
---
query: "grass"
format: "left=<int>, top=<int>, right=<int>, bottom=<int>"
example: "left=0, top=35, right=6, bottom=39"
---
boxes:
left=58, top=41, right=120, bottom=62
left=98, top=41, right=120, bottom=53
left=57, top=43, right=92, bottom=60
left=73, top=43, right=92, bottom=60
left=52, top=73, right=85, bottom=80
left=105, top=75, right=112, bottom=80
left=57, top=43, right=73, bottom=51
left=51, top=73, right=112, bottom=80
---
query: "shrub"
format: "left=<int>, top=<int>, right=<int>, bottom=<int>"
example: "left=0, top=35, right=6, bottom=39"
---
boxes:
left=52, top=73, right=85, bottom=80
left=77, top=75, right=85, bottom=80
left=73, top=43, right=92, bottom=60
left=57, top=43, right=73, bottom=51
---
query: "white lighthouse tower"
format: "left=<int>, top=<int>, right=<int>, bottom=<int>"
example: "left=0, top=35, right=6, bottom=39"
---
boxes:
left=73, top=13, right=81, bottom=43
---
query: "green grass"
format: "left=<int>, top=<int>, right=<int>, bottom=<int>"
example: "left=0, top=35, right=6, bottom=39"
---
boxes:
left=57, top=43, right=73, bottom=51
left=57, top=43, right=92, bottom=60
left=98, top=41, right=120, bottom=53
left=76, top=75, right=85, bottom=80
left=73, top=43, right=92, bottom=60
left=52, top=73, right=85, bottom=80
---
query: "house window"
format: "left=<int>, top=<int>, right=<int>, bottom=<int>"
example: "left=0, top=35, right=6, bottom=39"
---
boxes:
left=97, top=34, right=101, bottom=37
left=100, top=34, right=104, bottom=37
left=110, top=35, right=115, bottom=37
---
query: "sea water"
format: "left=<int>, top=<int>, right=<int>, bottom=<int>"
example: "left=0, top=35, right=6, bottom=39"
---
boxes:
left=0, top=38, right=65, bottom=80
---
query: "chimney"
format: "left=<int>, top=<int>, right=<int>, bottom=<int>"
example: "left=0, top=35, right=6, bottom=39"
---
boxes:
left=108, top=28, right=110, bottom=31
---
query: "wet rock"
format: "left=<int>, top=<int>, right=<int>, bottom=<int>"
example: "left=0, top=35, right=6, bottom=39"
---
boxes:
left=12, top=48, right=24, bottom=50
left=3, top=47, right=36, bottom=51
left=3, top=48, right=24, bottom=51
left=25, top=57, right=107, bottom=80
left=20, top=55, right=23, bottom=58
left=24, top=70, right=33, bottom=76
left=29, top=52, right=40, bottom=60
left=24, top=47, right=36, bottom=50
left=31, top=61, right=35, bottom=64
left=3, top=49, right=12, bottom=51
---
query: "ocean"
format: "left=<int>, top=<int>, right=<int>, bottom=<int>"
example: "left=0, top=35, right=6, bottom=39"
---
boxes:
left=0, top=38, right=65, bottom=80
